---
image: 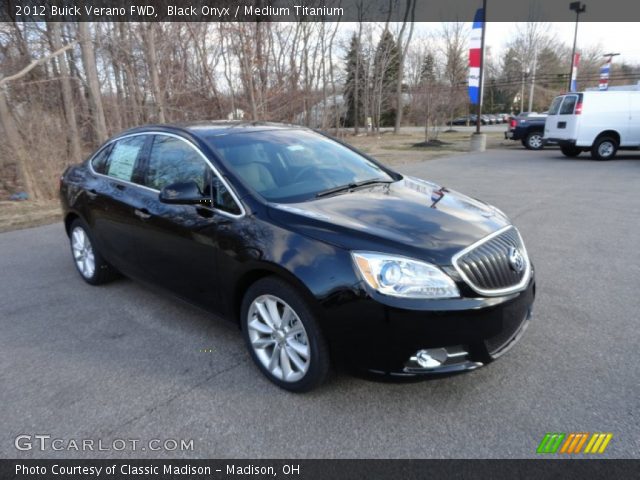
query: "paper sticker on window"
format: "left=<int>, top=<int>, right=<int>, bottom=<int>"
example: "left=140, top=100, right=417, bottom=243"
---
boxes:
left=108, top=143, right=140, bottom=181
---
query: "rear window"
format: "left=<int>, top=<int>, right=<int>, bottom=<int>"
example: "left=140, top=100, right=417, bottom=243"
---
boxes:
left=560, top=95, right=578, bottom=115
left=548, top=96, right=563, bottom=115
left=90, top=145, right=113, bottom=174
left=105, top=136, right=147, bottom=182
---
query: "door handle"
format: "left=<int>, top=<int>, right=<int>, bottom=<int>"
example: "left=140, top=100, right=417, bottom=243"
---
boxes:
left=134, top=208, right=152, bottom=220
left=86, top=189, right=98, bottom=200
left=110, top=182, right=126, bottom=191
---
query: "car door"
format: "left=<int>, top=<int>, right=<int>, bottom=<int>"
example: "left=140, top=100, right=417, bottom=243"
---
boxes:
left=544, top=95, right=566, bottom=140
left=627, top=92, right=640, bottom=145
left=86, top=134, right=151, bottom=276
left=132, top=133, right=243, bottom=311
left=557, top=94, right=580, bottom=140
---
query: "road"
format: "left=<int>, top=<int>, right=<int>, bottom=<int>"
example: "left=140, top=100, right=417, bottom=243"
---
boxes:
left=1, top=148, right=639, bottom=459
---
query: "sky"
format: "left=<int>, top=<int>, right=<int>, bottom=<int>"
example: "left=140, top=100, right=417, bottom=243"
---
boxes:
left=486, top=22, right=640, bottom=65
left=341, top=21, right=640, bottom=67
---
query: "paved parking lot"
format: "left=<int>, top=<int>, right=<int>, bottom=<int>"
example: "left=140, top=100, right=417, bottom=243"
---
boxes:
left=1, top=148, right=638, bottom=459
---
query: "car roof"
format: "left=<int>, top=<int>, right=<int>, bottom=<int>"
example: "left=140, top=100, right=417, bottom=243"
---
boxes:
left=116, top=121, right=308, bottom=139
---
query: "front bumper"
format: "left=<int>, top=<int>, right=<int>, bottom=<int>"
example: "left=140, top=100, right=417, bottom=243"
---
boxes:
left=322, top=276, right=535, bottom=377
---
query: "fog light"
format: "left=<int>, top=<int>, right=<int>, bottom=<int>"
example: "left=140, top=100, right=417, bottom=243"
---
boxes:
left=415, top=350, right=442, bottom=369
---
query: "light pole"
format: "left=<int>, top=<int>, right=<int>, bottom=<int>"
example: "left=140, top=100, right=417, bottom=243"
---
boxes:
left=528, top=47, right=538, bottom=113
left=568, top=1, right=586, bottom=91
left=475, top=0, right=488, bottom=134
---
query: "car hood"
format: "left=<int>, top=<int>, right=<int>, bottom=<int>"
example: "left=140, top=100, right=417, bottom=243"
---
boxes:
left=267, top=176, right=511, bottom=265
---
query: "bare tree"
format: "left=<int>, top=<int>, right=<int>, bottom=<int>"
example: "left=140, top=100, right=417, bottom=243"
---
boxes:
left=0, top=35, right=77, bottom=199
left=393, top=0, right=416, bottom=133
left=47, top=23, right=82, bottom=162
left=78, top=22, right=108, bottom=143
left=440, top=22, right=468, bottom=127
left=142, top=24, right=166, bottom=123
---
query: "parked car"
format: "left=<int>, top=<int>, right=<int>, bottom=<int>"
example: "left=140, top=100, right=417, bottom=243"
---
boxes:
left=60, top=122, right=535, bottom=392
left=505, top=112, right=547, bottom=150
left=447, top=116, right=471, bottom=126
left=447, top=114, right=490, bottom=126
left=544, top=88, right=640, bottom=160
left=486, top=114, right=499, bottom=124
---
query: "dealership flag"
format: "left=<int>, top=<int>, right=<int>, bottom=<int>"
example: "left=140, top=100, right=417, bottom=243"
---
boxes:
left=468, top=8, right=484, bottom=104
left=599, top=58, right=611, bottom=90
left=570, top=53, right=580, bottom=92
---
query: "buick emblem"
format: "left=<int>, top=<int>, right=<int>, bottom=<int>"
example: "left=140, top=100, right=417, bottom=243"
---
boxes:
left=508, top=247, right=525, bottom=273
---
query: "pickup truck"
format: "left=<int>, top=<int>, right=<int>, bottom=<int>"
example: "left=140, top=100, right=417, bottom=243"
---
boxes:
left=504, top=113, right=547, bottom=150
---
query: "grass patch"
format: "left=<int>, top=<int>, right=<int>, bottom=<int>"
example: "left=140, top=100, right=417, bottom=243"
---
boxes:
left=0, top=201, right=61, bottom=233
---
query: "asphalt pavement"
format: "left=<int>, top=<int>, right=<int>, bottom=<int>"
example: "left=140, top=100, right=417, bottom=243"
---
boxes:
left=1, top=147, right=639, bottom=459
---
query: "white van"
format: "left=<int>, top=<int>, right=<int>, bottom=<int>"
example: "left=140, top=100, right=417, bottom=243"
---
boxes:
left=543, top=88, right=640, bottom=160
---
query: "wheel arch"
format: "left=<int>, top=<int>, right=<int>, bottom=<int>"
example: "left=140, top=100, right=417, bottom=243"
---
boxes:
left=232, top=263, right=321, bottom=328
left=64, top=211, right=82, bottom=236
left=594, top=130, right=620, bottom=145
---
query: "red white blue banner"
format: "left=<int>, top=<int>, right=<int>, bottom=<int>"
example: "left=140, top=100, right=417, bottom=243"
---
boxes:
left=599, top=58, right=611, bottom=90
left=468, top=8, right=484, bottom=104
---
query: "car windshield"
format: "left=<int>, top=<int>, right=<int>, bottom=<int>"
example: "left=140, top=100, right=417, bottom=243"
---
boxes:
left=205, top=129, right=395, bottom=203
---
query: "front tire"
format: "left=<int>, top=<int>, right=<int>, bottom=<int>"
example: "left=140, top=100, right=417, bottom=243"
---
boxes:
left=591, top=136, right=618, bottom=160
left=69, top=219, right=118, bottom=285
left=524, top=132, right=544, bottom=150
left=560, top=145, right=582, bottom=157
left=241, top=277, right=330, bottom=392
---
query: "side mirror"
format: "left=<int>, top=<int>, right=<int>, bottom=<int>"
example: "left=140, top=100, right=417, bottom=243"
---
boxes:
left=159, top=181, right=207, bottom=205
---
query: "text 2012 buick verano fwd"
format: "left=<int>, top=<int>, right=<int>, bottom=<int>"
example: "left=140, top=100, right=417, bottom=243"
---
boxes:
left=60, top=122, right=535, bottom=392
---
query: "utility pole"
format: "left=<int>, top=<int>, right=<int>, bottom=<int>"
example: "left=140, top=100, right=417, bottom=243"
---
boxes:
left=568, top=2, right=586, bottom=91
left=528, top=47, right=538, bottom=113
left=520, top=68, right=525, bottom=114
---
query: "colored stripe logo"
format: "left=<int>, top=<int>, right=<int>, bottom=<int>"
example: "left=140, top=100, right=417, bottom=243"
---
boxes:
left=537, top=433, right=613, bottom=454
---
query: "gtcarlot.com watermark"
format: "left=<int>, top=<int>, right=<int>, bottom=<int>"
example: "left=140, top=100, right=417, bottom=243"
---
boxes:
left=15, top=434, right=194, bottom=452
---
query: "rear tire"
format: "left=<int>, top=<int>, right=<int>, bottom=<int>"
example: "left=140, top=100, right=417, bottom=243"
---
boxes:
left=241, top=277, right=330, bottom=392
left=524, top=132, right=544, bottom=150
left=69, top=219, right=119, bottom=285
left=591, top=136, right=618, bottom=160
left=560, top=145, right=582, bottom=158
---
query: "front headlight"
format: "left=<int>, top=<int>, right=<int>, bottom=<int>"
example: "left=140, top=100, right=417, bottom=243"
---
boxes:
left=351, top=252, right=460, bottom=299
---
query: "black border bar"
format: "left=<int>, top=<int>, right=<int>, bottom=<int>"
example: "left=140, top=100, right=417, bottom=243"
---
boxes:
left=3, top=0, right=640, bottom=22
left=1, top=459, right=639, bottom=480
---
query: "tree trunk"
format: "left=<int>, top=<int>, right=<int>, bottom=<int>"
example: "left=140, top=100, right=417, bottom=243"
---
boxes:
left=78, top=22, right=108, bottom=144
left=0, top=89, right=39, bottom=200
left=49, top=22, right=82, bottom=162
left=394, top=0, right=416, bottom=134
left=144, top=24, right=166, bottom=123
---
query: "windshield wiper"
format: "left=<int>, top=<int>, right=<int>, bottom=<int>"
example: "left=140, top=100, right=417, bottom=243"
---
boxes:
left=315, top=178, right=393, bottom=198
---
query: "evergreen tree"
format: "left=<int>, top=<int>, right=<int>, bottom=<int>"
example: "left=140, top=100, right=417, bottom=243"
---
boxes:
left=373, top=30, right=400, bottom=127
left=343, top=34, right=366, bottom=128
left=420, top=53, right=435, bottom=84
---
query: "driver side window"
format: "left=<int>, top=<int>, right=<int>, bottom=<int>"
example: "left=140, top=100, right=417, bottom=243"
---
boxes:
left=145, top=136, right=207, bottom=191
left=144, top=135, right=241, bottom=215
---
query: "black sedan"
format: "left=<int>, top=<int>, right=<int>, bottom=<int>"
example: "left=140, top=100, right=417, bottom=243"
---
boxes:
left=60, top=122, right=535, bottom=392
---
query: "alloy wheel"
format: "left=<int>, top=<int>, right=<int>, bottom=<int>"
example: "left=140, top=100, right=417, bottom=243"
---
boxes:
left=71, top=226, right=95, bottom=279
left=247, top=294, right=310, bottom=382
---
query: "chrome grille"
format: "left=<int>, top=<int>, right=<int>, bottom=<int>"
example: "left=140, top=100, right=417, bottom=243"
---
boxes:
left=453, top=226, right=530, bottom=296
